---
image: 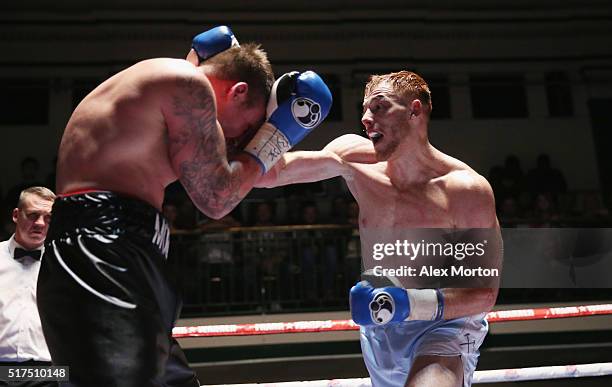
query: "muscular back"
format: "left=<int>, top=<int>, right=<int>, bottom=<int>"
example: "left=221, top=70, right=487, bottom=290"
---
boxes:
left=56, top=58, right=198, bottom=209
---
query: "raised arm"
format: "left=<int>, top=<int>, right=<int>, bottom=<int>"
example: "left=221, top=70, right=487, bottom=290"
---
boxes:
left=165, top=68, right=333, bottom=219
left=256, top=133, right=377, bottom=188
left=165, top=72, right=260, bottom=219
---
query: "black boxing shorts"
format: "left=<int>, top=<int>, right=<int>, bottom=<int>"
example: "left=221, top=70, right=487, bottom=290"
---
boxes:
left=37, top=191, right=199, bottom=387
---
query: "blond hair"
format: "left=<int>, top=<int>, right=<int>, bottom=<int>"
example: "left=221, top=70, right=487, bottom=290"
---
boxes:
left=18, top=186, right=56, bottom=209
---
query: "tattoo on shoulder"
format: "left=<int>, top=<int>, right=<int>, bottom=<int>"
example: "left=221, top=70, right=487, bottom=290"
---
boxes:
left=168, top=77, right=216, bottom=156
left=170, top=76, right=241, bottom=216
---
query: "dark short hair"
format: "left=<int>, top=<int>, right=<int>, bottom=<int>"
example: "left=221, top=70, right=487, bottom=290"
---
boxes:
left=205, top=43, right=274, bottom=106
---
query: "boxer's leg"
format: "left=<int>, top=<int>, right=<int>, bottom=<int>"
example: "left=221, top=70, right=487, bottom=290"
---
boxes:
left=160, top=277, right=199, bottom=387
left=161, top=339, right=199, bottom=387
left=405, top=355, right=463, bottom=387
left=37, top=237, right=170, bottom=387
left=406, top=315, right=487, bottom=387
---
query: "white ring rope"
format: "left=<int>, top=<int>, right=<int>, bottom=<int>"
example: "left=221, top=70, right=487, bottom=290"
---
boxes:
left=199, top=362, right=612, bottom=386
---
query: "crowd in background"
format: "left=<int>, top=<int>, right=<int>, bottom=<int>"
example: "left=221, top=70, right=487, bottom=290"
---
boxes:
left=489, top=153, right=610, bottom=227
left=2, top=152, right=610, bottom=236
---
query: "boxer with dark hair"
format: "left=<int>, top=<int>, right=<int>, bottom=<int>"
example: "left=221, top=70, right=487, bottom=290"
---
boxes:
left=37, top=26, right=332, bottom=387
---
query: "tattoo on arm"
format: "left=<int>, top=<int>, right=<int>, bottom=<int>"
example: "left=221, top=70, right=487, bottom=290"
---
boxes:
left=170, top=76, right=242, bottom=217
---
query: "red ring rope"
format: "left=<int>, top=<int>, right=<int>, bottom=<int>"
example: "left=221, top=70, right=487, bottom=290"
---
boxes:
left=173, top=303, right=612, bottom=338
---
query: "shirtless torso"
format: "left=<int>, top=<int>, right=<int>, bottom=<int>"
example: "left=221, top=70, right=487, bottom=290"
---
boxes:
left=57, top=58, right=264, bottom=216
left=259, top=133, right=499, bottom=311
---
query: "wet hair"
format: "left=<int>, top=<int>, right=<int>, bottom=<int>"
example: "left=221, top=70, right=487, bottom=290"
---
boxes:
left=18, top=186, right=56, bottom=209
left=205, top=43, right=274, bottom=107
left=364, top=71, right=432, bottom=116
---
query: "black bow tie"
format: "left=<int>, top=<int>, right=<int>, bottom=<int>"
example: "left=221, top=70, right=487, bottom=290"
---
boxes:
left=14, top=247, right=42, bottom=261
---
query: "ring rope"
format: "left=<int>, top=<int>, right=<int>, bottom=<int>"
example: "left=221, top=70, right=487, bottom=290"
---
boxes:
left=173, top=303, right=612, bottom=338
left=199, top=362, right=612, bottom=385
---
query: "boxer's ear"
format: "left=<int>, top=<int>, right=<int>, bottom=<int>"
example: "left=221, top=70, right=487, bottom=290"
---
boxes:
left=229, top=82, right=249, bottom=103
left=186, top=48, right=199, bottom=66
left=410, top=99, right=423, bottom=117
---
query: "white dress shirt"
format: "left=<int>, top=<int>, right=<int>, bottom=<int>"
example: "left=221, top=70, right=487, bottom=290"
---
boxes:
left=0, top=235, right=51, bottom=362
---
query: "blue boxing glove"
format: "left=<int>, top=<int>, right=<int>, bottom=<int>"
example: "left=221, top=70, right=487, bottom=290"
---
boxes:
left=244, top=71, right=332, bottom=173
left=192, top=25, right=239, bottom=63
left=349, top=281, right=445, bottom=326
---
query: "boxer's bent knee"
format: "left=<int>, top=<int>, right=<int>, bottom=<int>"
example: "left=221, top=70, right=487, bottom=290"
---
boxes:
left=405, top=355, right=463, bottom=387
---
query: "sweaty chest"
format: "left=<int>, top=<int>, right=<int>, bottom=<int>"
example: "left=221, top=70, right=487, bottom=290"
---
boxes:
left=350, top=170, right=454, bottom=229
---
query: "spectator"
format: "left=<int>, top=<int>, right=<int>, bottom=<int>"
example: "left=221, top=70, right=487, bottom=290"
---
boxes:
left=517, top=190, right=534, bottom=217
left=501, top=155, right=525, bottom=198
left=251, top=201, right=276, bottom=227
left=4, top=157, right=45, bottom=210
left=531, top=192, right=561, bottom=227
left=344, top=200, right=362, bottom=284
left=299, top=202, right=338, bottom=301
left=284, top=193, right=303, bottom=225
left=328, top=195, right=350, bottom=224
left=299, top=203, right=319, bottom=300
left=526, top=153, right=568, bottom=204
left=196, top=210, right=242, bottom=306
left=245, top=201, right=287, bottom=310
left=301, top=202, right=318, bottom=225
left=498, top=196, right=521, bottom=226
left=488, top=164, right=505, bottom=205
left=0, top=204, right=15, bottom=241
left=578, top=191, right=610, bottom=225
left=197, top=206, right=242, bottom=265
left=0, top=186, right=56, bottom=387
left=44, top=156, right=58, bottom=192
left=162, top=181, right=201, bottom=231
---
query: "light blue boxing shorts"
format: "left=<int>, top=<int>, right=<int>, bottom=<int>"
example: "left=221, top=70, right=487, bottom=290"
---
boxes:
left=360, top=313, right=488, bottom=387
